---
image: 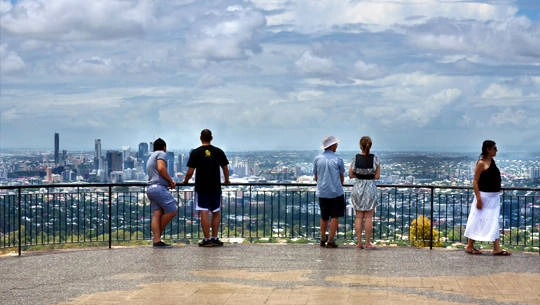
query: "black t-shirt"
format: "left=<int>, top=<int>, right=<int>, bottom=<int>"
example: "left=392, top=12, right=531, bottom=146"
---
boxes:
left=186, top=145, right=229, bottom=193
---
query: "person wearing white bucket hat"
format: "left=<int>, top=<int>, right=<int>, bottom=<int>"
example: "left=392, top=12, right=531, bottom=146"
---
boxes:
left=313, top=136, right=345, bottom=248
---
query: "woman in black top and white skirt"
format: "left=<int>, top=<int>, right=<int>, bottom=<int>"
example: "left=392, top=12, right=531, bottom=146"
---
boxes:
left=464, top=140, right=510, bottom=256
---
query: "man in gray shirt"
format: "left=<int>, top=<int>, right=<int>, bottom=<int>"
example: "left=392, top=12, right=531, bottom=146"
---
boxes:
left=146, top=138, right=178, bottom=248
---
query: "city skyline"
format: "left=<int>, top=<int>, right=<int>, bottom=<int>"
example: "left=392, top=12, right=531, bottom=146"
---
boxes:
left=1, top=1, right=540, bottom=152
left=2, top=132, right=540, bottom=155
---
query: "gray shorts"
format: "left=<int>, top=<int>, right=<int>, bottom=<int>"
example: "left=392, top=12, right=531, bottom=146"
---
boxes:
left=147, top=184, right=178, bottom=214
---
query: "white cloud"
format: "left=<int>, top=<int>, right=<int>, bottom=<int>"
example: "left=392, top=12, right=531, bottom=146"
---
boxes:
left=1, top=0, right=155, bottom=40
left=59, top=56, right=114, bottom=75
left=289, top=90, right=325, bottom=102
left=410, top=15, right=540, bottom=63
left=353, top=60, right=386, bottom=79
left=186, top=5, right=266, bottom=61
left=481, top=84, right=523, bottom=99
left=294, top=51, right=336, bottom=75
left=196, top=74, right=225, bottom=89
left=0, top=44, right=25, bottom=73
left=262, top=0, right=518, bottom=33
left=393, top=88, right=462, bottom=127
left=490, top=108, right=527, bottom=125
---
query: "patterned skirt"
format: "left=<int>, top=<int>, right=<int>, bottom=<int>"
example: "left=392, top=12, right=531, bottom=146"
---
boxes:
left=350, top=179, right=378, bottom=211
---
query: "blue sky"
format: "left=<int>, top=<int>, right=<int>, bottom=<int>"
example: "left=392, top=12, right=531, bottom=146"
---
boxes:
left=1, top=0, right=539, bottom=153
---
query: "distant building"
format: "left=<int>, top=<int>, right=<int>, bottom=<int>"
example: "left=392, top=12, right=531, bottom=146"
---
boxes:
left=530, top=167, right=540, bottom=179
left=166, top=151, right=175, bottom=177
left=54, top=133, right=59, bottom=165
left=106, top=151, right=123, bottom=181
left=177, top=153, right=185, bottom=173
left=46, top=167, right=52, bottom=183
left=233, top=157, right=248, bottom=177
left=94, top=139, right=102, bottom=171
left=138, top=142, right=149, bottom=160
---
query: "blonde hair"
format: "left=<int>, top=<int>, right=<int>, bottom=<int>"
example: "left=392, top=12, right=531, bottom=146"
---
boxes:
left=359, top=136, right=372, bottom=157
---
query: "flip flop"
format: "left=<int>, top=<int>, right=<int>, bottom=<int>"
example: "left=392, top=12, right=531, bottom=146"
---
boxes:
left=465, top=248, right=482, bottom=255
left=493, top=250, right=511, bottom=256
left=365, top=245, right=377, bottom=250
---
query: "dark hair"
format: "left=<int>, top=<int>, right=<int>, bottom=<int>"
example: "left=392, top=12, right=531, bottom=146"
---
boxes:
left=200, top=129, right=213, bottom=142
left=153, top=138, right=166, bottom=151
left=480, top=140, right=496, bottom=159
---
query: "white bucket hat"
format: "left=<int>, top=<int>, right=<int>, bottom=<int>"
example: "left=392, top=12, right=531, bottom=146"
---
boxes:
left=321, top=136, right=340, bottom=149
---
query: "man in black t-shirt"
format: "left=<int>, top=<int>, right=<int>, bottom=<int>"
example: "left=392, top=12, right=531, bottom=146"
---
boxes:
left=183, top=129, right=230, bottom=247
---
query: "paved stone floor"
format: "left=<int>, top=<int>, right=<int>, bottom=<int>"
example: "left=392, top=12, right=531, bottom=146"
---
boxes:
left=1, top=244, right=539, bottom=305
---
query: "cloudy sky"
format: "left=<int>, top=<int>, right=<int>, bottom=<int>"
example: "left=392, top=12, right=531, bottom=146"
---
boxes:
left=1, top=0, right=539, bottom=153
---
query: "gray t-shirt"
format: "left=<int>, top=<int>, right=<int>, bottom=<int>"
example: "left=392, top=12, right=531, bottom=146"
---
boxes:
left=147, top=150, right=169, bottom=186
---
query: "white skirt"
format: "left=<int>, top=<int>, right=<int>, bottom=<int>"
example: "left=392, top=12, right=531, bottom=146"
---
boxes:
left=464, top=191, right=501, bottom=241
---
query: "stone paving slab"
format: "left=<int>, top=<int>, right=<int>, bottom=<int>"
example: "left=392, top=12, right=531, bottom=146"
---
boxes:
left=1, top=244, right=539, bottom=305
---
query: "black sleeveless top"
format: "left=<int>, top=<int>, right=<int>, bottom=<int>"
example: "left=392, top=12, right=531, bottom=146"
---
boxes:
left=354, top=154, right=375, bottom=180
left=478, top=159, right=501, bottom=192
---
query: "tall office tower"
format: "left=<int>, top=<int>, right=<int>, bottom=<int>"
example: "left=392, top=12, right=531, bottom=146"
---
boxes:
left=94, top=139, right=102, bottom=170
left=166, top=151, right=175, bottom=178
left=54, top=133, right=60, bottom=165
left=122, top=146, right=131, bottom=162
left=106, top=150, right=124, bottom=177
left=149, top=141, right=154, bottom=153
left=138, top=142, right=149, bottom=160
left=177, top=153, right=185, bottom=172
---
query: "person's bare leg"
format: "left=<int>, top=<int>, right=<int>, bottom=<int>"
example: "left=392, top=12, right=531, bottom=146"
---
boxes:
left=364, top=210, right=375, bottom=248
left=160, top=210, right=177, bottom=237
left=355, top=211, right=364, bottom=248
left=465, top=238, right=481, bottom=254
left=152, top=209, right=163, bottom=243
left=320, top=219, right=328, bottom=238
left=328, top=217, right=339, bottom=242
left=199, top=211, right=211, bottom=239
left=211, top=211, right=221, bottom=238
left=493, top=239, right=501, bottom=252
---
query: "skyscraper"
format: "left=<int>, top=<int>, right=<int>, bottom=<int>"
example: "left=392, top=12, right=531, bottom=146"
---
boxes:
left=106, top=150, right=123, bottom=180
left=166, top=151, right=175, bottom=178
left=177, top=153, right=185, bottom=172
left=94, top=139, right=102, bottom=171
left=54, top=133, right=59, bottom=166
left=138, top=142, right=149, bottom=160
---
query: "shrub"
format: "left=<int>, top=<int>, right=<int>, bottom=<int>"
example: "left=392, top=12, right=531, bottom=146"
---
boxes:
left=409, top=215, right=443, bottom=247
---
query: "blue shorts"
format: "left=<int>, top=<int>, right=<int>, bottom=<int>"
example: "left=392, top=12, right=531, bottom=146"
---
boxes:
left=147, top=184, right=178, bottom=214
left=195, top=191, right=222, bottom=213
left=319, top=195, right=345, bottom=220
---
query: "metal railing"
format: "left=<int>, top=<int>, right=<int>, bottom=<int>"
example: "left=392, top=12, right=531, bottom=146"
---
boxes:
left=1, top=183, right=539, bottom=255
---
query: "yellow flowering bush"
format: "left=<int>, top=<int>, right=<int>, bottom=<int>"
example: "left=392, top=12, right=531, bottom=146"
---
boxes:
left=409, top=215, right=443, bottom=247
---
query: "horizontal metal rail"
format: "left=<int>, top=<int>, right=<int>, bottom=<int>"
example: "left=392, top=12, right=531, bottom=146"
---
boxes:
left=1, top=183, right=538, bottom=255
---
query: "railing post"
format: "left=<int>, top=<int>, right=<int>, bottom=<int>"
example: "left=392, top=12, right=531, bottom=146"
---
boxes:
left=108, top=185, right=112, bottom=249
left=18, top=187, right=22, bottom=256
left=430, top=186, right=434, bottom=250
